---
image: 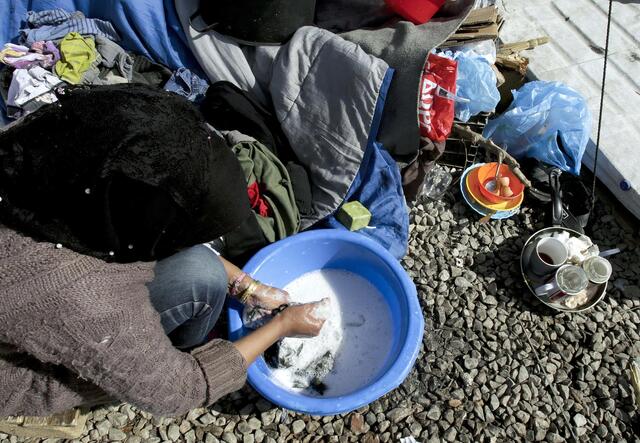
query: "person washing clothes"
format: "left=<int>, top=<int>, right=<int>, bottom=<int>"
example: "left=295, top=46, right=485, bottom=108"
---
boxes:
left=0, top=84, right=326, bottom=417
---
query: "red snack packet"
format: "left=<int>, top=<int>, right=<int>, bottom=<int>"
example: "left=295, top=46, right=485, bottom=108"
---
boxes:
left=418, top=52, right=458, bottom=142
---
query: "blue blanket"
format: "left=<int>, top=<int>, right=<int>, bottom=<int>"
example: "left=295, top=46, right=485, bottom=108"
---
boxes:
left=322, top=141, right=409, bottom=260
left=321, top=69, right=409, bottom=260
left=1, top=0, right=200, bottom=72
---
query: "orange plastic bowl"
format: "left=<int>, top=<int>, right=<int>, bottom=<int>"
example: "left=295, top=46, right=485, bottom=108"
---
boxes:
left=477, top=163, right=525, bottom=204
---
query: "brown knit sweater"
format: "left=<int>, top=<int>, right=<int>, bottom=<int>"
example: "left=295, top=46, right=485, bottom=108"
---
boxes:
left=0, top=226, right=247, bottom=417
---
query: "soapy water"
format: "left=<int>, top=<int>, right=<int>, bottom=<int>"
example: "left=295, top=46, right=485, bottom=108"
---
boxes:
left=269, top=269, right=394, bottom=397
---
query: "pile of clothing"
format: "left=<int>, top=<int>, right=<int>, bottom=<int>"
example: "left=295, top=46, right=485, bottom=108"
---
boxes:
left=0, top=0, right=480, bottom=262
left=0, top=9, right=179, bottom=119
left=0, top=8, right=305, bottom=261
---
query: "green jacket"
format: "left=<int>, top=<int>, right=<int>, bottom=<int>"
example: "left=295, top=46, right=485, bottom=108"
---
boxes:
left=231, top=137, right=300, bottom=242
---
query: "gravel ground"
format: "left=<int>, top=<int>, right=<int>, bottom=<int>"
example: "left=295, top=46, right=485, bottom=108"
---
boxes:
left=2, top=178, right=640, bottom=443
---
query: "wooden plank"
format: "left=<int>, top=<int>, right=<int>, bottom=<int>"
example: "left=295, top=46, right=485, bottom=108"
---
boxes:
left=22, top=409, right=79, bottom=427
left=0, top=409, right=87, bottom=439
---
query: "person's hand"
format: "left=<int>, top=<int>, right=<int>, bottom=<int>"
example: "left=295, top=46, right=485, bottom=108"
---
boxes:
left=245, top=281, right=291, bottom=310
left=277, top=299, right=330, bottom=338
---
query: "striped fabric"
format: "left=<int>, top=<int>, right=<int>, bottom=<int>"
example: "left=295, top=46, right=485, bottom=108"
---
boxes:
left=20, top=9, right=120, bottom=46
left=26, top=9, right=76, bottom=27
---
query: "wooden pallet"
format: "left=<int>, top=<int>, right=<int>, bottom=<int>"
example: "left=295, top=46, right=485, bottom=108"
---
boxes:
left=0, top=409, right=87, bottom=439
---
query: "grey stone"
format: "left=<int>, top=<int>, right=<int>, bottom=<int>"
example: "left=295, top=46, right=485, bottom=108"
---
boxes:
left=247, top=417, right=261, bottom=430
left=455, top=277, right=472, bottom=288
left=464, top=356, right=479, bottom=370
left=199, top=413, right=216, bottom=426
left=333, top=419, right=344, bottom=435
left=410, top=422, right=423, bottom=435
left=107, top=411, right=129, bottom=428
left=573, top=413, right=587, bottom=428
left=518, top=366, right=529, bottom=383
left=210, top=426, right=224, bottom=438
left=261, top=410, right=276, bottom=426
left=463, top=270, right=477, bottom=282
left=185, top=430, right=196, bottom=443
left=513, top=423, right=527, bottom=438
left=426, top=405, right=441, bottom=420
left=222, top=432, right=237, bottom=443
left=595, top=424, right=608, bottom=438
left=388, top=407, right=412, bottom=423
left=292, top=420, right=306, bottom=435
left=237, top=421, right=252, bottom=434
left=489, top=394, right=500, bottom=411
left=179, top=420, right=192, bottom=434
left=121, top=405, right=137, bottom=421
left=108, top=428, right=127, bottom=441
left=95, top=419, right=111, bottom=436
left=167, top=424, right=180, bottom=442
left=547, top=433, right=563, bottom=443
left=443, top=428, right=457, bottom=442
left=592, top=332, right=606, bottom=353
left=484, top=295, right=498, bottom=306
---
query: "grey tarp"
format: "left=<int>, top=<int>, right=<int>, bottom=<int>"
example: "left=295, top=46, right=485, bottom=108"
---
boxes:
left=176, top=0, right=389, bottom=229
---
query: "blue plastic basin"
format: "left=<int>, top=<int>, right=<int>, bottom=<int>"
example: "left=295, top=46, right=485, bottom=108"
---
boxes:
left=227, top=229, right=424, bottom=416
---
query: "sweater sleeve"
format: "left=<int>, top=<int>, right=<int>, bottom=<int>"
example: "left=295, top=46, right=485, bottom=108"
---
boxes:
left=0, top=351, right=112, bottom=417
left=0, top=238, right=247, bottom=417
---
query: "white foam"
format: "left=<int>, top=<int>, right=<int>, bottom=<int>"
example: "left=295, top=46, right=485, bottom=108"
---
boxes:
left=270, top=269, right=393, bottom=397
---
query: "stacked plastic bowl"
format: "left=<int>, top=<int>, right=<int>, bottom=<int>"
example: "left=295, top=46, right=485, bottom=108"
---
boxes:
left=460, top=162, right=525, bottom=220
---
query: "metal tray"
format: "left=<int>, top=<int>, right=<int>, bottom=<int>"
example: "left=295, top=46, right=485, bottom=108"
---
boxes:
left=520, top=227, right=607, bottom=313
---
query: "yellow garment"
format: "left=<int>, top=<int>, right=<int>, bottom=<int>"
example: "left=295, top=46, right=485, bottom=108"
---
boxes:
left=55, top=32, right=98, bottom=85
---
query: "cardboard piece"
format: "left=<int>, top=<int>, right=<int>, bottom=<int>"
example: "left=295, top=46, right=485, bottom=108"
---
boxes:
left=441, top=6, right=502, bottom=45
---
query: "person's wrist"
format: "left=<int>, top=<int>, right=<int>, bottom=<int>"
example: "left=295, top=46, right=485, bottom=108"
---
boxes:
left=236, top=277, right=259, bottom=305
left=229, top=273, right=251, bottom=298
left=272, top=310, right=290, bottom=338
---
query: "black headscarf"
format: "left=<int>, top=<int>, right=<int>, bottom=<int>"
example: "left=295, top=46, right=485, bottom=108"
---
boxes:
left=0, top=84, right=251, bottom=262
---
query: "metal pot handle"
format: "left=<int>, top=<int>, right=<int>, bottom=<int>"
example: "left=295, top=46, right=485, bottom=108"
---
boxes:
left=549, top=168, right=563, bottom=227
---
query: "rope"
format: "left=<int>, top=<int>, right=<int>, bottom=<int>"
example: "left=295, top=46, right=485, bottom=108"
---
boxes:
left=591, top=0, right=614, bottom=212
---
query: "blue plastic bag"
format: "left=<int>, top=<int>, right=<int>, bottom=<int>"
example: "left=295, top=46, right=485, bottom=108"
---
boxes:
left=483, top=81, right=592, bottom=175
left=441, top=50, right=500, bottom=122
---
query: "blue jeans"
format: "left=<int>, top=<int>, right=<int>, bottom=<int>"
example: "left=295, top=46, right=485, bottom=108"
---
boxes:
left=147, top=245, right=227, bottom=349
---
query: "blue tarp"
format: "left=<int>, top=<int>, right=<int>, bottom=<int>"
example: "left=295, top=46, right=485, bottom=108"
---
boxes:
left=0, top=0, right=200, bottom=72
